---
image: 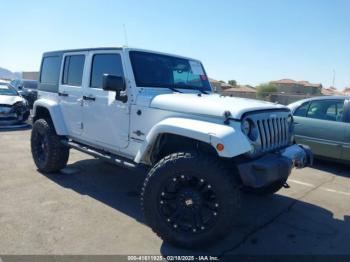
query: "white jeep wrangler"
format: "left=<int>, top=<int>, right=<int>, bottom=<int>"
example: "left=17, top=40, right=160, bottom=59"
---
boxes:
left=31, top=47, right=312, bottom=248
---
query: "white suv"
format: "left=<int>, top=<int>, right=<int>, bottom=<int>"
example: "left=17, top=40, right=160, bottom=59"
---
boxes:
left=31, top=47, right=312, bottom=248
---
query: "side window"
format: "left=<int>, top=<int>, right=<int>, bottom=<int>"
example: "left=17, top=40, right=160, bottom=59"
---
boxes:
left=326, top=101, right=344, bottom=122
left=294, top=102, right=309, bottom=117
left=307, top=100, right=344, bottom=122
left=40, top=56, right=61, bottom=84
left=62, top=55, right=85, bottom=86
left=90, top=54, right=124, bottom=88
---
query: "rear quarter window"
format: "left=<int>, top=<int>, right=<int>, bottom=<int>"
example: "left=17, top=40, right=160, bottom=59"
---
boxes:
left=39, top=55, right=62, bottom=93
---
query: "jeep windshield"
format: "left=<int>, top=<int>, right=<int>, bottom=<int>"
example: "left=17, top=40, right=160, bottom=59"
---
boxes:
left=0, top=84, right=18, bottom=96
left=129, top=51, right=211, bottom=92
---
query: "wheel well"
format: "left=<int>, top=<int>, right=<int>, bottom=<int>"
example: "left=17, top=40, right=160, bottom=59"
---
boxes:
left=150, top=133, right=218, bottom=164
left=33, top=106, right=52, bottom=123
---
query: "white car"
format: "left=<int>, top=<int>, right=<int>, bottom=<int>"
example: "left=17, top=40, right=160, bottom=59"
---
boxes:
left=30, top=47, right=312, bottom=248
left=0, top=82, right=30, bottom=125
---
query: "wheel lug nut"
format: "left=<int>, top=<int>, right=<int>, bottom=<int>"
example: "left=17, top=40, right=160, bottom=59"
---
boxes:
left=201, top=226, right=205, bottom=230
left=161, top=192, right=165, bottom=196
left=174, top=224, right=178, bottom=228
left=193, top=228, right=196, bottom=232
left=173, top=178, right=177, bottom=182
left=207, top=185, right=211, bottom=189
left=215, top=203, right=219, bottom=207
left=200, top=179, right=204, bottom=183
left=181, top=175, right=184, bottom=178
left=160, top=201, right=164, bottom=204
left=167, top=218, right=171, bottom=222
left=214, top=212, right=217, bottom=216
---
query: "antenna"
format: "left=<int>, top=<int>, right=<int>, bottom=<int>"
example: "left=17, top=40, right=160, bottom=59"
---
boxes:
left=332, top=69, right=336, bottom=87
left=123, top=24, right=129, bottom=47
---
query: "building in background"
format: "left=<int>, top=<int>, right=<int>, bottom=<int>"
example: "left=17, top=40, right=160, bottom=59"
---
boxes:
left=22, top=71, right=39, bottom=80
left=321, top=87, right=344, bottom=96
left=209, top=78, right=233, bottom=92
left=270, top=79, right=322, bottom=95
left=221, top=85, right=256, bottom=99
left=343, top=87, right=350, bottom=96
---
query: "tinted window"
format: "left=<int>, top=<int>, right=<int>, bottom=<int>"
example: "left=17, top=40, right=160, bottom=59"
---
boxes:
left=22, top=80, right=38, bottom=89
left=0, top=84, right=18, bottom=96
left=307, top=100, right=344, bottom=122
left=10, top=80, right=19, bottom=88
left=129, top=51, right=211, bottom=92
left=90, top=54, right=124, bottom=88
left=62, top=55, right=85, bottom=86
left=40, top=56, right=61, bottom=84
left=294, top=102, right=309, bottom=117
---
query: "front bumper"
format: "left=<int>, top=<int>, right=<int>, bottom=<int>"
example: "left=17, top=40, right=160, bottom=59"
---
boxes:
left=237, top=144, right=313, bottom=189
left=0, top=106, right=30, bottom=126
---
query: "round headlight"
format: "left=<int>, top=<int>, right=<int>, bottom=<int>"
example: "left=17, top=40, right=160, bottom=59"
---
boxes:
left=242, top=119, right=251, bottom=136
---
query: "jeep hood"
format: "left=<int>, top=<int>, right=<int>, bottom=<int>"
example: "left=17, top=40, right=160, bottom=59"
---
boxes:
left=0, top=95, right=24, bottom=105
left=151, top=93, right=288, bottom=119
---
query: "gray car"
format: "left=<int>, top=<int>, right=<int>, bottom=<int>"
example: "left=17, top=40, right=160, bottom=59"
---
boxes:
left=288, top=96, right=350, bottom=162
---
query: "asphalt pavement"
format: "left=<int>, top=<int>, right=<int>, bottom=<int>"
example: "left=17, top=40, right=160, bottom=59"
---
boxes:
left=0, top=128, right=349, bottom=258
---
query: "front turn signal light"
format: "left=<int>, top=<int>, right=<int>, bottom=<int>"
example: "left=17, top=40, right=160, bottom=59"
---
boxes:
left=216, top=143, right=224, bottom=152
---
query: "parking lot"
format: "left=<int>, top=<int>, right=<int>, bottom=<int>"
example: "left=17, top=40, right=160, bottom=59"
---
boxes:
left=0, top=128, right=349, bottom=258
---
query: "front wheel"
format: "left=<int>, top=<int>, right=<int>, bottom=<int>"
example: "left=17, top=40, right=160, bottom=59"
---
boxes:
left=31, top=118, right=69, bottom=173
left=141, top=152, right=240, bottom=248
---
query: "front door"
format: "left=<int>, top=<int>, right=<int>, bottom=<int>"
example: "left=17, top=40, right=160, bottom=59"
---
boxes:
left=82, top=51, right=129, bottom=151
left=294, top=99, right=346, bottom=159
left=59, top=52, right=87, bottom=137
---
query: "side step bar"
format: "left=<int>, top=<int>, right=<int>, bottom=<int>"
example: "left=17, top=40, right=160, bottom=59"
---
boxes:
left=61, top=140, right=146, bottom=171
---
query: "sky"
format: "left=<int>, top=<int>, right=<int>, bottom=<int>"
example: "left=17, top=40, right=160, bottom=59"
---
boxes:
left=0, top=0, right=349, bottom=89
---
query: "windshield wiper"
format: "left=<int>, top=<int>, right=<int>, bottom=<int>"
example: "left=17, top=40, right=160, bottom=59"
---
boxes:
left=168, top=86, right=183, bottom=93
left=197, top=89, right=208, bottom=94
left=178, top=86, right=208, bottom=94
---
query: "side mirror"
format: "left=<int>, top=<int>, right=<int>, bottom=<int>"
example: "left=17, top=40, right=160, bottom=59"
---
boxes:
left=102, top=74, right=125, bottom=92
left=18, top=85, right=23, bottom=90
left=102, top=74, right=127, bottom=103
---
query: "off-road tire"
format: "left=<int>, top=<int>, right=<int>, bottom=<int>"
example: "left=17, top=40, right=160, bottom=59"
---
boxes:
left=31, top=118, right=69, bottom=173
left=141, top=152, right=240, bottom=248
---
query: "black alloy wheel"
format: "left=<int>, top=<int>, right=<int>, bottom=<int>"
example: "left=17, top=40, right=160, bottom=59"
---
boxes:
left=141, top=152, right=241, bottom=248
left=158, top=173, right=220, bottom=234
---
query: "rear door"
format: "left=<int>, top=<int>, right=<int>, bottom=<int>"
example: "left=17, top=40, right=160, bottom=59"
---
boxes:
left=293, top=99, right=346, bottom=159
left=58, top=52, right=87, bottom=137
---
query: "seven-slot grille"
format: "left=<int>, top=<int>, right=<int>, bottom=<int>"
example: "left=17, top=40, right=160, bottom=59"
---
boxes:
left=247, top=112, right=291, bottom=153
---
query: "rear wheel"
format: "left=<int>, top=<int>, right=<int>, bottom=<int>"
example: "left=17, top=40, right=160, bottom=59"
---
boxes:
left=141, top=152, right=240, bottom=248
left=31, top=118, right=69, bottom=173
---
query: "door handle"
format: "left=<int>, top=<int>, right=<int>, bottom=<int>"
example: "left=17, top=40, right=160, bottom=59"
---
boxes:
left=294, top=122, right=300, bottom=125
left=83, top=95, right=96, bottom=101
left=58, top=92, right=69, bottom=97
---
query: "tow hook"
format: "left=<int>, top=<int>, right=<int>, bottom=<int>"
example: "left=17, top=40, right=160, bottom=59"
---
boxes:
left=283, top=182, right=290, bottom=188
